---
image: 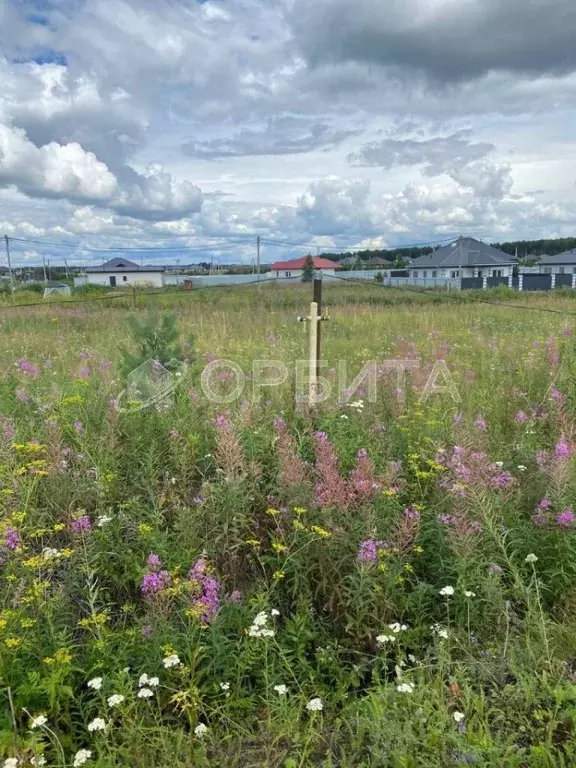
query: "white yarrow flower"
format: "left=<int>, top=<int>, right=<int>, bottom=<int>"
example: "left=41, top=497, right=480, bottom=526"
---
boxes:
left=96, top=515, right=112, bottom=527
left=252, top=611, right=268, bottom=627
left=306, top=697, right=323, bottom=712
left=87, top=717, right=106, bottom=732
left=453, top=711, right=465, bottom=723
left=73, top=749, right=92, bottom=767
left=396, top=682, right=415, bottom=693
left=163, top=654, right=181, bottom=669
left=270, top=609, right=280, bottom=617
left=431, top=623, right=449, bottom=639
left=138, top=688, right=153, bottom=699
left=87, top=677, right=103, bottom=690
left=525, top=553, right=538, bottom=563
left=4, top=759, right=19, bottom=768
left=107, top=694, right=125, bottom=707
left=439, top=586, right=454, bottom=597
left=30, top=714, right=48, bottom=729
left=138, top=673, right=150, bottom=687
left=273, top=684, right=288, bottom=695
left=388, top=622, right=408, bottom=633
left=31, top=758, right=47, bottom=767
left=147, top=676, right=159, bottom=688
left=376, top=634, right=395, bottom=645
left=464, top=590, right=476, bottom=598
left=220, top=682, right=231, bottom=691
left=194, top=723, right=208, bottom=738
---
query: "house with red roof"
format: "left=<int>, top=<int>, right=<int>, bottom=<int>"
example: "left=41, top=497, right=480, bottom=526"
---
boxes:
left=269, top=255, right=338, bottom=279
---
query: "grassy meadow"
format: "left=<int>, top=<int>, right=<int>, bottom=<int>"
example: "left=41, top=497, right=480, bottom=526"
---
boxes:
left=1, top=283, right=576, bottom=767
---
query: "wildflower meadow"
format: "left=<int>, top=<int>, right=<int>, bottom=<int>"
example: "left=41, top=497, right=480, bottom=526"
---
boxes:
left=2, top=283, right=576, bottom=766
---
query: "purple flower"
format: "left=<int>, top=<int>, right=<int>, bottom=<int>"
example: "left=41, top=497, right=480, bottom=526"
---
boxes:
left=74, top=420, right=84, bottom=434
left=515, top=411, right=528, bottom=423
left=78, top=366, right=91, bottom=379
left=188, top=558, right=220, bottom=623
left=474, top=415, right=487, bottom=431
left=141, top=570, right=172, bottom=597
left=17, top=359, right=39, bottom=378
left=538, top=498, right=551, bottom=509
left=273, top=416, right=287, bottom=431
left=71, top=515, right=92, bottom=533
left=313, top=431, right=328, bottom=441
left=536, top=450, right=550, bottom=469
left=555, top=435, right=572, bottom=459
left=15, top=389, right=29, bottom=404
left=357, top=539, right=387, bottom=562
left=193, top=495, right=205, bottom=505
left=532, top=512, right=548, bottom=526
left=453, top=413, right=464, bottom=424
left=4, top=528, right=20, bottom=550
left=212, top=414, right=230, bottom=429
left=2, top=421, right=15, bottom=440
left=227, top=589, right=243, bottom=604
left=170, top=429, right=180, bottom=439
left=439, top=514, right=457, bottom=525
left=404, top=506, right=420, bottom=521
left=146, top=553, right=162, bottom=572
left=556, top=508, right=575, bottom=527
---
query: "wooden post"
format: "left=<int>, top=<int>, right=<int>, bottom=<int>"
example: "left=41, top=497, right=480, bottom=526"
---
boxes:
left=313, top=270, right=322, bottom=380
left=308, top=301, right=318, bottom=406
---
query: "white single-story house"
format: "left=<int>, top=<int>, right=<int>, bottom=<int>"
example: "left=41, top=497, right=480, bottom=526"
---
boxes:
left=538, top=250, right=576, bottom=275
left=409, top=237, right=516, bottom=279
left=269, top=256, right=337, bottom=279
left=83, top=258, right=166, bottom=287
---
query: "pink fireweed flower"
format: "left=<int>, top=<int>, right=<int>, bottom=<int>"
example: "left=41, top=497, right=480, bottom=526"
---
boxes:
left=17, top=358, right=39, bottom=377
left=515, top=411, right=528, bottom=423
left=188, top=558, right=220, bottom=623
left=4, top=528, right=20, bottom=550
left=556, top=508, right=575, bottom=527
left=357, top=539, right=388, bottom=562
left=555, top=435, right=572, bottom=459
left=146, top=553, right=162, bottom=572
left=212, top=414, right=230, bottom=429
left=70, top=516, right=92, bottom=533
left=141, top=570, right=172, bottom=597
left=474, top=415, right=487, bottom=431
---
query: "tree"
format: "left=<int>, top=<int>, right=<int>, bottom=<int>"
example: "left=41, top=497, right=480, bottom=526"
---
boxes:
left=301, top=254, right=315, bottom=282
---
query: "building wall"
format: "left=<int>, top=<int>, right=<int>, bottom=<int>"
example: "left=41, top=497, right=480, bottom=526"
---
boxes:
left=412, top=265, right=513, bottom=279
left=539, top=264, right=576, bottom=275
left=83, top=271, right=165, bottom=287
left=273, top=268, right=336, bottom=278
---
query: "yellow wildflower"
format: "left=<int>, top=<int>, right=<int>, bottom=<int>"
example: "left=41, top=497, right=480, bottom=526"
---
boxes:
left=294, top=507, right=306, bottom=515
left=310, top=525, right=331, bottom=538
left=54, top=649, right=72, bottom=664
left=273, top=571, right=286, bottom=582
left=293, top=520, right=306, bottom=531
left=53, top=523, right=65, bottom=532
left=266, top=508, right=280, bottom=517
left=138, top=524, right=152, bottom=535
left=0, top=618, right=6, bottom=631
left=245, top=539, right=261, bottom=547
left=5, top=637, right=22, bottom=648
left=271, top=541, right=288, bottom=554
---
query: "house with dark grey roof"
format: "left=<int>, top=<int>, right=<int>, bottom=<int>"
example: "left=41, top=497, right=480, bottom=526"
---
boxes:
left=83, top=257, right=166, bottom=288
left=538, top=250, right=576, bottom=276
left=409, top=237, right=516, bottom=280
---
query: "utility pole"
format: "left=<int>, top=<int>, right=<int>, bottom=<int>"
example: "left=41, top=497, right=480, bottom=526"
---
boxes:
left=256, top=235, right=261, bottom=283
left=42, top=256, right=48, bottom=284
left=4, top=235, right=15, bottom=297
left=64, top=259, right=70, bottom=279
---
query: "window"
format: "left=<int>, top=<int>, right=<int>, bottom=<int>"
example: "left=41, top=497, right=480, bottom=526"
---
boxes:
left=492, top=269, right=502, bottom=277
left=413, top=270, right=419, bottom=278
left=559, top=267, right=565, bottom=274
left=450, top=270, right=459, bottom=278
left=573, top=268, right=576, bottom=274
left=543, top=267, right=552, bottom=274
left=432, top=270, right=437, bottom=278
left=422, top=270, right=427, bottom=278
left=285, top=271, right=291, bottom=277
left=122, top=275, right=127, bottom=282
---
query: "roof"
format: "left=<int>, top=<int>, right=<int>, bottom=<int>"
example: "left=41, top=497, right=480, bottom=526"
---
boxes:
left=538, top=250, right=576, bottom=265
left=365, top=256, right=393, bottom=266
left=410, top=237, right=516, bottom=269
left=85, top=257, right=166, bottom=273
left=270, top=256, right=338, bottom=270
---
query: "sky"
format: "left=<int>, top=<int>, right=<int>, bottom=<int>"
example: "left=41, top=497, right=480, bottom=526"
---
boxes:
left=2, top=0, right=576, bottom=266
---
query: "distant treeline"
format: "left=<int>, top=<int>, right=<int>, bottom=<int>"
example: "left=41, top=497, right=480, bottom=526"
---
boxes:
left=324, top=246, right=434, bottom=264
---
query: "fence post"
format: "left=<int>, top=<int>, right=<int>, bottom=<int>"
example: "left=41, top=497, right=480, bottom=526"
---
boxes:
left=551, top=273, right=556, bottom=289
left=572, top=273, right=576, bottom=289
left=508, top=274, right=513, bottom=288
left=482, top=275, right=488, bottom=290
left=518, top=274, right=524, bottom=292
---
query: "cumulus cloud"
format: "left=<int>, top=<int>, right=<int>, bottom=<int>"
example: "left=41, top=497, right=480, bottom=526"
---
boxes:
left=291, top=0, right=576, bottom=82
left=182, top=117, right=358, bottom=159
